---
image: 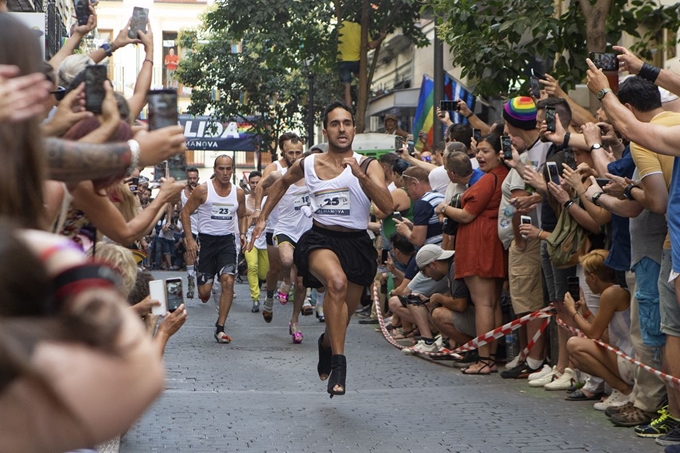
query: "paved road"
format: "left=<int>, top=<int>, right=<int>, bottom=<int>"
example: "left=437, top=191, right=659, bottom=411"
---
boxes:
left=121, top=271, right=661, bottom=453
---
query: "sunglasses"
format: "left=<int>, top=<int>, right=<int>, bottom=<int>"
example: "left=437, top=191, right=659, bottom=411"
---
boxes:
left=50, top=86, right=67, bottom=101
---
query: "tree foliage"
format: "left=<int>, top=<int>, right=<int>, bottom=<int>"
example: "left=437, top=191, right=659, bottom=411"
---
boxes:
left=428, top=0, right=680, bottom=98
left=176, top=0, right=429, bottom=149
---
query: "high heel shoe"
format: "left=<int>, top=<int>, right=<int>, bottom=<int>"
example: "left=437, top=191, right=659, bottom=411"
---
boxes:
left=317, top=333, right=332, bottom=380
left=289, top=322, right=303, bottom=344
left=327, top=354, right=346, bottom=398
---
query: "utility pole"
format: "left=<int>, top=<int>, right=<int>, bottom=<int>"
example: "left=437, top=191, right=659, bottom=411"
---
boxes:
left=433, top=19, right=443, bottom=144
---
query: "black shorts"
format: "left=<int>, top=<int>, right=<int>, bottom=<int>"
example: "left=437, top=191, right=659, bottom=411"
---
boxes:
left=294, top=224, right=377, bottom=289
left=266, top=232, right=275, bottom=247
left=274, top=233, right=296, bottom=248
left=196, top=233, right=237, bottom=285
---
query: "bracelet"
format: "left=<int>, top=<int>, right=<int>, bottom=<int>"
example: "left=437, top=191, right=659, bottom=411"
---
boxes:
left=143, top=59, right=153, bottom=65
left=563, top=200, right=574, bottom=211
left=639, top=63, right=660, bottom=83
left=572, top=311, right=580, bottom=321
left=536, top=228, right=543, bottom=239
left=465, top=112, right=473, bottom=119
left=126, top=139, right=140, bottom=176
left=563, top=132, right=570, bottom=148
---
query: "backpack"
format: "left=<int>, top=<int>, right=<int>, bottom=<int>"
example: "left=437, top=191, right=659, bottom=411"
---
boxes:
left=545, top=201, right=592, bottom=269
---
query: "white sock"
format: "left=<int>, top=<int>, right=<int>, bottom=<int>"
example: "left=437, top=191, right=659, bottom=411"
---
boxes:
left=316, top=291, right=325, bottom=308
left=526, top=357, right=543, bottom=370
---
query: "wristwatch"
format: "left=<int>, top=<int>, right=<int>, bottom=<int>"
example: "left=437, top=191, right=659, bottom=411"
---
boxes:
left=597, top=88, right=612, bottom=100
left=589, top=143, right=603, bottom=152
left=591, top=191, right=604, bottom=206
left=100, top=42, right=112, bottom=57
left=440, top=205, right=446, bottom=214
left=623, top=183, right=639, bottom=201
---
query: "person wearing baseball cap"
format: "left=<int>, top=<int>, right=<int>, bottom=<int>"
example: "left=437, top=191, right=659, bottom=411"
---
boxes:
left=499, top=96, right=552, bottom=379
left=384, top=114, right=408, bottom=138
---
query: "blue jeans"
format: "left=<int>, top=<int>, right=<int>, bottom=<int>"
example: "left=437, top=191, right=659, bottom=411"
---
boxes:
left=633, top=257, right=665, bottom=347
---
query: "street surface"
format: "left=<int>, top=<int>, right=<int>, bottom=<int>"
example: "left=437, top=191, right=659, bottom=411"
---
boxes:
left=121, top=271, right=659, bottom=453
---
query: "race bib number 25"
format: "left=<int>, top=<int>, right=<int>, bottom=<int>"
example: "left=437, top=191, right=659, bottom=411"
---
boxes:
left=313, top=189, right=350, bottom=216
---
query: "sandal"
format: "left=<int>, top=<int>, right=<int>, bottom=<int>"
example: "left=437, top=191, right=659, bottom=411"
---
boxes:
left=277, top=288, right=289, bottom=305
left=391, top=327, right=417, bottom=340
left=262, top=297, right=274, bottom=323
left=317, top=333, right=332, bottom=381
left=214, top=324, right=231, bottom=344
left=461, top=356, right=497, bottom=375
left=327, top=354, right=346, bottom=398
left=289, top=322, right=303, bottom=344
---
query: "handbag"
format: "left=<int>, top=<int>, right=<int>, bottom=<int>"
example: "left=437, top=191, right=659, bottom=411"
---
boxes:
left=545, top=200, right=592, bottom=269
left=442, top=193, right=463, bottom=236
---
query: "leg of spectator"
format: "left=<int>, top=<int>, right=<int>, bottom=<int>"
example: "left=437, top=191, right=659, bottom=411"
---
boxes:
left=568, top=337, right=633, bottom=395
left=464, top=275, right=500, bottom=373
left=431, top=307, right=473, bottom=346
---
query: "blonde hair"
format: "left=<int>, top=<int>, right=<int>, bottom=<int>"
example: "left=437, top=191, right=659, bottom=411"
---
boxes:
left=107, top=183, right=140, bottom=222
left=580, top=249, right=616, bottom=283
left=88, top=242, right=137, bottom=297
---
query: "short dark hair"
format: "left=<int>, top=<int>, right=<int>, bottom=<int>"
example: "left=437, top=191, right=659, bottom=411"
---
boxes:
left=249, top=170, right=262, bottom=179
left=186, top=166, right=199, bottom=174
left=617, top=76, right=662, bottom=112
left=446, top=151, right=473, bottom=177
left=447, top=123, right=472, bottom=149
left=392, top=158, right=410, bottom=175
left=390, top=232, right=415, bottom=255
left=435, top=140, right=446, bottom=153
left=322, top=101, right=354, bottom=129
left=278, top=132, right=302, bottom=151
left=535, top=97, right=572, bottom=128
left=379, top=152, right=400, bottom=167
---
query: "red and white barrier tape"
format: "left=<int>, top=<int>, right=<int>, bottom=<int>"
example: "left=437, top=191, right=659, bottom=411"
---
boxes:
left=373, top=283, right=680, bottom=389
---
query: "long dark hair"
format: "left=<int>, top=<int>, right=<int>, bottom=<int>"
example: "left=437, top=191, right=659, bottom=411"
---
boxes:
left=0, top=13, right=46, bottom=229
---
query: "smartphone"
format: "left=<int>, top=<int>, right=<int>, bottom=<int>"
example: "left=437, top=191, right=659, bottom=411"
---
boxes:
left=440, top=100, right=457, bottom=112
left=148, top=89, right=178, bottom=131
left=546, top=161, right=561, bottom=185
left=165, top=277, right=184, bottom=313
left=595, top=178, right=612, bottom=188
left=589, top=52, right=619, bottom=92
left=395, top=136, right=404, bottom=153
left=520, top=215, right=532, bottom=225
left=128, top=7, right=149, bottom=39
left=167, top=152, right=188, bottom=182
left=530, top=75, right=541, bottom=98
left=567, top=276, right=580, bottom=302
left=149, top=279, right=167, bottom=316
left=129, top=176, right=139, bottom=192
left=393, top=211, right=403, bottom=222
left=473, top=128, right=482, bottom=142
left=74, top=0, right=90, bottom=26
left=84, top=65, right=107, bottom=114
left=545, top=106, right=556, bottom=133
left=502, top=135, right=513, bottom=160
left=407, top=140, right=415, bottom=157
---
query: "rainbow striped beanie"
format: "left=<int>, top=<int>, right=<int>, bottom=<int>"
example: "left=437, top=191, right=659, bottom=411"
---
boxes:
left=503, top=96, right=537, bottom=131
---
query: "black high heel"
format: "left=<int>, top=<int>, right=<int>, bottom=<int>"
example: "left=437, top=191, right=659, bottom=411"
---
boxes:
left=317, top=333, right=332, bottom=380
left=327, top=354, right=346, bottom=398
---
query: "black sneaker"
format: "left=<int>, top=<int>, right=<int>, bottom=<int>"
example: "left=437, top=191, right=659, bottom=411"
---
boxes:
left=500, top=361, right=542, bottom=379
left=657, top=426, right=680, bottom=445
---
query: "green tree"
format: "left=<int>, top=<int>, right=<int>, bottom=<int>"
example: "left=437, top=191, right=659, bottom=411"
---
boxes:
left=177, top=0, right=429, bottom=147
left=428, top=0, right=680, bottom=98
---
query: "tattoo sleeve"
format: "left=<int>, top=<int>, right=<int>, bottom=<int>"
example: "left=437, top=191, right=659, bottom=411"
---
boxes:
left=44, top=138, right=131, bottom=184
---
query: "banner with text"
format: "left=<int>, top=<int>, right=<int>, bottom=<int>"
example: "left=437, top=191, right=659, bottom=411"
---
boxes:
left=179, top=115, right=256, bottom=151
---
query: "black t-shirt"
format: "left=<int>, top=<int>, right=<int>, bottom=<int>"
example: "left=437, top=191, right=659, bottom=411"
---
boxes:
left=404, top=254, right=419, bottom=281
left=540, top=145, right=573, bottom=232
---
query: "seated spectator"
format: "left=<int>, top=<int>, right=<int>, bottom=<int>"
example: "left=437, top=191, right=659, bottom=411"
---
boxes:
left=565, top=250, right=634, bottom=410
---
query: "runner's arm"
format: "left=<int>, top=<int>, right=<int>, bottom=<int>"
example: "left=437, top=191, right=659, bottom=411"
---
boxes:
left=358, top=160, right=393, bottom=215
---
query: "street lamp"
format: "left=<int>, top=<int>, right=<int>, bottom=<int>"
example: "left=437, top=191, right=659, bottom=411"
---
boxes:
left=304, top=57, right=314, bottom=147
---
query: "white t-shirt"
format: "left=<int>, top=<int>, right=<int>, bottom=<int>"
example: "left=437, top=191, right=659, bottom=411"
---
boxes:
left=429, top=166, right=450, bottom=194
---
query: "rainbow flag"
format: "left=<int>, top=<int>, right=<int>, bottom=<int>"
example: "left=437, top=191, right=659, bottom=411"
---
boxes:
left=413, top=74, right=476, bottom=150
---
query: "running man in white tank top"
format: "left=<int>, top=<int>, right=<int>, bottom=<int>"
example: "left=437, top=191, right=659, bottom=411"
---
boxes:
left=250, top=102, right=393, bottom=397
left=179, top=166, right=200, bottom=299
left=250, top=133, right=303, bottom=323
left=180, top=155, right=247, bottom=344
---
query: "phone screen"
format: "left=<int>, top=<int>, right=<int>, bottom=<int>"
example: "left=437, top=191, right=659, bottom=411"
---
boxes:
left=596, top=178, right=612, bottom=188
left=395, top=136, right=404, bottom=152
left=148, top=89, right=178, bottom=131
left=167, top=153, right=188, bottom=182
left=473, top=128, right=482, bottom=142
left=530, top=76, right=541, bottom=98
left=165, top=278, right=184, bottom=312
left=74, top=0, right=90, bottom=25
left=393, top=211, right=403, bottom=222
left=520, top=215, right=532, bottom=225
left=502, top=135, right=513, bottom=160
left=407, top=140, right=415, bottom=157
left=440, top=100, right=457, bottom=112
left=546, top=162, right=560, bottom=185
left=567, top=276, right=580, bottom=302
left=545, top=107, right=556, bottom=133
left=589, top=52, right=619, bottom=92
left=85, top=66, right=107, bottom=114
left=128, top=7, right=149, bottom=39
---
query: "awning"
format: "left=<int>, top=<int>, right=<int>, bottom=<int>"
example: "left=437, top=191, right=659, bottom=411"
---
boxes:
left=366, top=87, right=421, bottom=118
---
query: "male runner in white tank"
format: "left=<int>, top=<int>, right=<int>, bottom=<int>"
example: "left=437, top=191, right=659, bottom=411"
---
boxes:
left=181, top=155, right=247, bottom=343
left=251, top=102, right=392, bottom=397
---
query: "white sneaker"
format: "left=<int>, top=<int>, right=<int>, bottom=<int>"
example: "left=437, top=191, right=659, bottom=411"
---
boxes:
left=528, top=366, right=560, bottom=387
left=402, top=339, right=439, bottom=355
left=593, top=389, right=630, bottom=411
left=434, top=335, right=444, bottom=349
left=544, top=367, right=574, bottom=391
left=505, top=356, right=521, bottom=370
left=527, top=364, right=552, bottom=381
